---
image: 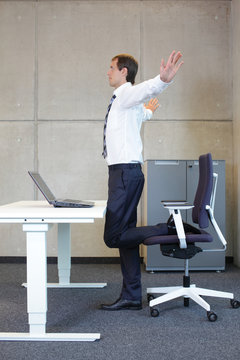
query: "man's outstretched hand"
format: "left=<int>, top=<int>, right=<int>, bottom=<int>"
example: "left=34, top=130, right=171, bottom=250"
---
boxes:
left=144, top=98, right=160, bottom=113
left=160, top=51, right=183, bottom=83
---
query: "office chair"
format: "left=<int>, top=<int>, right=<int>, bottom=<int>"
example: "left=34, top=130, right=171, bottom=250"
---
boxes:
left=143, top=153, right=240, bottom=321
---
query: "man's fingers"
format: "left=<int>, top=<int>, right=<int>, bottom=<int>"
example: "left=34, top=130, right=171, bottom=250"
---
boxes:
left=173, top=51, right=182, bottom=65
left=160, top=58, right=165, bottom=71
left=175, top=60, right=184, bottom=72
left=168, top=50, right=176, bottom=64
left=166, top=50, right=182, bottom=66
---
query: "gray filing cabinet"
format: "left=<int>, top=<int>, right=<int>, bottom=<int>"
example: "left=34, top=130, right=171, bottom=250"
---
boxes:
left=142, top=160, right=226, bottom=271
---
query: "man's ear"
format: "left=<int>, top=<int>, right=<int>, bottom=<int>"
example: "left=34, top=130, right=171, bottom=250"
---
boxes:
left=121, top=67, right=128, bottom=80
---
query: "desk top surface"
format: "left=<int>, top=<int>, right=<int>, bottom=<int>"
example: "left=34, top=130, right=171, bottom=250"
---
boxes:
left=0, top=201, right=107, bottom=223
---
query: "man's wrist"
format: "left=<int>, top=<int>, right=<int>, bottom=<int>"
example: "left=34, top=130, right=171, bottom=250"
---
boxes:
left=159, top=75, right=173, bottom=85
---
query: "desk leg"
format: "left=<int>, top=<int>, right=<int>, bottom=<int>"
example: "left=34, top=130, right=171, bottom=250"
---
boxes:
left=58, top=223, right=71, bottom=285
left=25, top=224, right=48, bottom=334
left=46, top=223, right=107, bottom=289
left=0, top=223, right=101, bottom=341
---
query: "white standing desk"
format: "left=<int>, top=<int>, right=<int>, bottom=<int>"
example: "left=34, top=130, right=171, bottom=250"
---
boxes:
left=0, top=200, right=107, bottom=342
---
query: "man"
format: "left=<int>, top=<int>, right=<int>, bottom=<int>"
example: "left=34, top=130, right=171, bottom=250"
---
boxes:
left=101, top=51, right=183, bottom=310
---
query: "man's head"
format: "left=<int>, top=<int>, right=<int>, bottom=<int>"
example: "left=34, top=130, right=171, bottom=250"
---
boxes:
left=107, top=54, right=138, bottom=89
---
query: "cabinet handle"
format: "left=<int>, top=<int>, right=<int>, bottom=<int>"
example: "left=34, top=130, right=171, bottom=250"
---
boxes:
left=155, top=161, right=179, bottom=166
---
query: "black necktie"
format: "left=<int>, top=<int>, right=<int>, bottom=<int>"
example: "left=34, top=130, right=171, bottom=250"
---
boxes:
left=102, top=94, right=116, bottom=159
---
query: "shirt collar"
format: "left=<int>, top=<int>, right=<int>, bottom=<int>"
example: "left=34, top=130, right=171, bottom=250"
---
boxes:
left=113, top=82, right=132, bottom=96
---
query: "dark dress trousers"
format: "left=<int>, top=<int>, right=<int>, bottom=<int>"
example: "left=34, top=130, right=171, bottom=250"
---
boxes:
left=104, top=163, right=166, bottom=301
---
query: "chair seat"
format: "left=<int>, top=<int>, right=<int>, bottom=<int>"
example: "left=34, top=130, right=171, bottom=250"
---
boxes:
left=143, top=228, right=213, bottom=246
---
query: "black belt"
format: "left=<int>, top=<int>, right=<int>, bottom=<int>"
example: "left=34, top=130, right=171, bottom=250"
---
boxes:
left=108, top=163, right=141, bottom=170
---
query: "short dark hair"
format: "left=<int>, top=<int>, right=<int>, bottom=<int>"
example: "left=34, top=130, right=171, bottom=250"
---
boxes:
left=112, top=54, right=138, bottom=85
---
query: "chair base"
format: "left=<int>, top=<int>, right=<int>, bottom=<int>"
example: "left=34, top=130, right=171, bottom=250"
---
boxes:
left=147, top=284, right=234, bottom=315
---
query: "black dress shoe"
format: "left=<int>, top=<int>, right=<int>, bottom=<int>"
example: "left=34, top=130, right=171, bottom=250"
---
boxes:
left=100, top=298, right=142, bottom=311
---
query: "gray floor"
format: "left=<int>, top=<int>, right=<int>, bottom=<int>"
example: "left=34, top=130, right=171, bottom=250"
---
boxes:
left=0, top=262, right=240, bottom=360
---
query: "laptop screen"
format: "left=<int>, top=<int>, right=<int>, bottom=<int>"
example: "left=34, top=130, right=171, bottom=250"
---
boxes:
left=28, top=171, right=56, bottom=203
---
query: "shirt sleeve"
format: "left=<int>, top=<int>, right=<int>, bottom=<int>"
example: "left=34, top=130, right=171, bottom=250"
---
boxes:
left=119, top=75, right=172, bottom=109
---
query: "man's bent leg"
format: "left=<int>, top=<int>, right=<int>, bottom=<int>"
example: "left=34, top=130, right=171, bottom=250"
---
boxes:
left=119, top=223, right=169, bottom=248
left=104, top=165, right=144, bottom=248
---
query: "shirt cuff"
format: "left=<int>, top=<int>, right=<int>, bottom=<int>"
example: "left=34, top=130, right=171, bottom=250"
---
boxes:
left=154, top=75, right=174, bottom=88
left=145, top=108, right=153, bottom=116
left=144, top=108, right=153, bottom=120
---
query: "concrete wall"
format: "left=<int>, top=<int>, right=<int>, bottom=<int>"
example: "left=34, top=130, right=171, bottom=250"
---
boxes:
left=232, top=0, right=240, bottom=266
left=0, top=0, right=234, bottom=260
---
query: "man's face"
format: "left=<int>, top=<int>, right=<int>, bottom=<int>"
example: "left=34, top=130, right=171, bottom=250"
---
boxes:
left=107, top=59, right=127, bottom=89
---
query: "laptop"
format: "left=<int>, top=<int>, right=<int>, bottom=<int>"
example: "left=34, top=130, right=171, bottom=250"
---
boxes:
left=28, top=171, right=94, bottom=208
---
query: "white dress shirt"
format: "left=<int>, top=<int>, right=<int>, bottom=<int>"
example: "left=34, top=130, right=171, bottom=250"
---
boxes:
left=105, top=75, right=171, bottom=165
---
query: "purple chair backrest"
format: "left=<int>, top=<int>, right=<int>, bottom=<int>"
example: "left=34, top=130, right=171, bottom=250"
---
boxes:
left=192, top=153, right=213, bottom=229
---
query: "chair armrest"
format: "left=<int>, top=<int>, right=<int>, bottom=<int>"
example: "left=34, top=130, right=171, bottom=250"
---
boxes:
left=161, top=200, right=188, bottom=205
left=163, top=204, right=194, bottom=210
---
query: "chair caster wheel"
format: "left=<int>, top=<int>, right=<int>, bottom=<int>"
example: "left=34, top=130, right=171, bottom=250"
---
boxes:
left=147, top=294, right=155, bottom=303
left=230, top=299, right=240, bottom=308
left=207, top=311, right=217, bottom=322
left=150, top=307, right=159, bottom=317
